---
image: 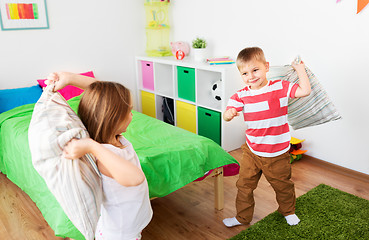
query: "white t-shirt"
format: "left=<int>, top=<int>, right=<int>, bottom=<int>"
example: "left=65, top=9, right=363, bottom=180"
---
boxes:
left=95, top=136, right=153, bottom=240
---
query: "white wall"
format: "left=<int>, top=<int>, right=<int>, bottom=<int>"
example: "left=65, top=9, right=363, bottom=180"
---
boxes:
left=0, top=1, right=145, bottom=96
left=1, top=0, right=368, bottom=175
left=169, top=0, right=369, bottom=175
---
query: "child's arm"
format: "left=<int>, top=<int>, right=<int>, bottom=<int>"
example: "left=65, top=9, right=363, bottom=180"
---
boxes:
left=223, top=108, right=239, bottom=122
left=63, top=138, right=145, bottom=187
left=46, top=72, right=97, bottom=91
left=292, top=61, right=311, bottom=98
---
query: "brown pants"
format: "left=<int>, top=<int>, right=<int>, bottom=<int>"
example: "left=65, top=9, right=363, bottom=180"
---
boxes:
left=235, top=143, right=296, bottom=224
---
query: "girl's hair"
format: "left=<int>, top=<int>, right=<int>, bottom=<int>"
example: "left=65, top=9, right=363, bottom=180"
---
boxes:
left=236, top=47, right=266, bottom=69
left=78, top=81, right=131, bottom=144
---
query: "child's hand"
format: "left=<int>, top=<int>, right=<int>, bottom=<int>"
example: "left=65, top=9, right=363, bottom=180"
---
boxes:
left=45, top=72, right=76, bottom=92
left=63, top=138, right=94, bottom=160
left=291, top=60, right=306, bottom=73
left=292, top=60, right=311, bottom=98
left=223, top=108, right=239, bottom=121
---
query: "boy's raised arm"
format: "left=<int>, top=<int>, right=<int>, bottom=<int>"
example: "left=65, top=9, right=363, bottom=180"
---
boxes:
left=292, top=61, right=311, bottom=98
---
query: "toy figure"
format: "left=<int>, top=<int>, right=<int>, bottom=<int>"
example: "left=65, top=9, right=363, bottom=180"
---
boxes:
left=170, top=41, right=190, bottom=60
left=289, top=137, right=307, bottom=163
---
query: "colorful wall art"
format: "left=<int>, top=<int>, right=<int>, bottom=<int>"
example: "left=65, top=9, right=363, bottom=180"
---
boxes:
left=0, top=0, right=48, bottom=30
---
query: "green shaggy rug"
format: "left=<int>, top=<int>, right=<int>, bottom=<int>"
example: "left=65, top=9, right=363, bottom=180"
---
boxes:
left=230, top=184, right=369, bottom=240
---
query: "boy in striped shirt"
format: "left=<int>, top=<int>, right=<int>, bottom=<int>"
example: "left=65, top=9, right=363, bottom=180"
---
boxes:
left=223, top=47, right=311, bottom=227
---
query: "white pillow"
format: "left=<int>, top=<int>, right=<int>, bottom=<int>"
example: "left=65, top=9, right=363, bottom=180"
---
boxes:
left=28, top=85, right=102, bottom=240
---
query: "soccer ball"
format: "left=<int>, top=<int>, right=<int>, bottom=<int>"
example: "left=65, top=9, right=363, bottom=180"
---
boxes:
left=211, top=80, right=222, bottom=101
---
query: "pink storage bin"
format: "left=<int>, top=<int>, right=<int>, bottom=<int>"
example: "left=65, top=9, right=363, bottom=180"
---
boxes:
left=141, top=61, right=154, bottom=91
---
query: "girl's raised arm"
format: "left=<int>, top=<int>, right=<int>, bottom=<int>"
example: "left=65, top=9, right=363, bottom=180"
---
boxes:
left=46, top=72, right=98, bottom=91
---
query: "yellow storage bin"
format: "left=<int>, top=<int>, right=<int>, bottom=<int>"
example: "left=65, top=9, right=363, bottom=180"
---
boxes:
left=176, top=101, right=196, bottom=133
left=141, top=91, right=156, bottom=118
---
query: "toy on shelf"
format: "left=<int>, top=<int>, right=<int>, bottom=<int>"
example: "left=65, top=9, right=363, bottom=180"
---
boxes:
left=289, top=137, right=307, bottom=163
left=148, top=9, right=167, bottom=28
left=207, top=57, right=235, bottom=65
left=170, top=41, right=190, bottom=60
left=211, top=80, right=223, bottom=101
left=145, top=0, right=171, bottom=57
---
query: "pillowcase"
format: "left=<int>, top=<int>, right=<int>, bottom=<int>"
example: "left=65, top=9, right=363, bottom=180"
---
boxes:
left=284, top=66, right=342, bottom=129
left=267, top=65, right=291, bottom=81
left=37, top=71, right=95, bottom=100
left=268, top=65, right=342, bottom=130
left=28, top=84, right=102, bottom=240
left=0, top=85, right=42, bottom=114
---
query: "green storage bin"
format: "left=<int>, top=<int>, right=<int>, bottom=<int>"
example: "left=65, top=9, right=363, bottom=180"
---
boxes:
left=197, top=107, right=221, bottom=145
left=177, top=66, right=195, bottom=102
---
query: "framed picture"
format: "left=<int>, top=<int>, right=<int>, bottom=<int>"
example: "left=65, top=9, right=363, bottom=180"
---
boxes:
left=0, top=0, right=49, bottom=30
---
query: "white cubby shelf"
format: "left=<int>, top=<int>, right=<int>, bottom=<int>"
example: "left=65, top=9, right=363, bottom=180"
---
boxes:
left=135, top=56, right=246, bottom=152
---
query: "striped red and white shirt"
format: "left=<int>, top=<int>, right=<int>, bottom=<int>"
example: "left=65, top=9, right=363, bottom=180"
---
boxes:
left=226, top=80, right=299, bottom=157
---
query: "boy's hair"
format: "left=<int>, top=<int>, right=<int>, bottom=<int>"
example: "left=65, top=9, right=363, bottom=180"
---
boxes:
left=78, top=81, right=131, bottom=144
left=236, top=47, right=266, bottom=69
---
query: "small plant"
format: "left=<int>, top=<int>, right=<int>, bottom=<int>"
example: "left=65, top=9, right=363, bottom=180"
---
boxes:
left=192, top=37, right=207, bottom=48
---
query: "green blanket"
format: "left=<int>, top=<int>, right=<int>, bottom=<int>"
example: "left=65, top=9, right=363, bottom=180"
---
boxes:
left=0, top=95, right=237, bottom=239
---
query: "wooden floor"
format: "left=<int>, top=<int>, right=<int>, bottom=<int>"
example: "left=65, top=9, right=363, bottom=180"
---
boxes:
left=1, top=149, right=369, bottom=240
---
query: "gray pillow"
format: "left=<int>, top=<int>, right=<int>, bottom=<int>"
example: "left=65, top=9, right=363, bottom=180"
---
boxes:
left=268, top=66, right=342, bottom=130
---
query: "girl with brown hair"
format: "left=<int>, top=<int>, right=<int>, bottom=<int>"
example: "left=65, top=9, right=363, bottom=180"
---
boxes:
left=46, top=72, right=153, bottom=240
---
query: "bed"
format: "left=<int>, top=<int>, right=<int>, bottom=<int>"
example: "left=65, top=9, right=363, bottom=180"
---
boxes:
left=0, top=93, right=238, bottom=239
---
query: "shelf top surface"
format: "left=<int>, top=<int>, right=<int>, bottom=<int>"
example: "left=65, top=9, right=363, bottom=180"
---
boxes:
left=136, top=56, right=238, bottom=72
